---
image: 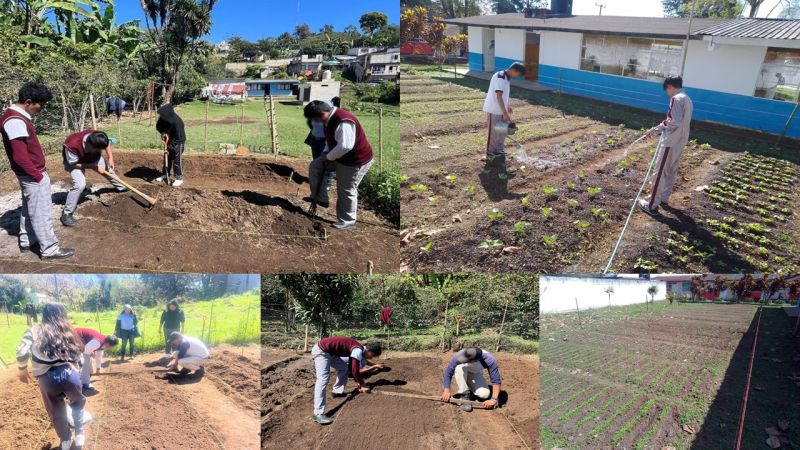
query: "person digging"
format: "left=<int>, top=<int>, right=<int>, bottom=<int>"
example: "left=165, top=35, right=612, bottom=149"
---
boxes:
left=154, top=104, right=186, bottom=187
left=303, top=100, right=374, bottom=230
left=639, top=76, right=694, bottom=216
left=60, top=130, right=128, bottom=227
left=441, top=347, right=502, bottom=409
left=483, top=62, right=525, bottom=157
left=166, top=331, right=209, bottom=376
left=311, top=336, right=385, bottom=425
left=74, top=327, right=119, bottom=394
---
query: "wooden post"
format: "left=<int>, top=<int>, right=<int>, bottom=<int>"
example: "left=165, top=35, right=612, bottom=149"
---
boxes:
left=141, top=317, right=146, bottom=352
left=440, top=297, right=450, bottom=351
left=148, top=82, right=154, bottom=127
left=89, top=93, right=97, bottom=129
left=378, top=107, right=384, bottom=171
left=204, top=100, right=209, bottom=152
left=495, top=296, right=511, bottom=352
left=117, top=116, right=122, bottom=148
left=208, top=301, right=215, bottom=345
left=303, top=324, right=310, bottom=352
left=95, top=299, right=101, bottom=334
left=239, top=101, right=245, bottom=146
left=268, top=95, right=278, bottom=157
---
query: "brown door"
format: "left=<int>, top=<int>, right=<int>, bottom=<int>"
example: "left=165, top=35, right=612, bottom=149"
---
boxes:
left=525, top=44, right=539, bottom=81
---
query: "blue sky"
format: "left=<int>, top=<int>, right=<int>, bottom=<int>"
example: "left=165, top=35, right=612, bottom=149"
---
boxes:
left=113, top=0, right=399, bottom=42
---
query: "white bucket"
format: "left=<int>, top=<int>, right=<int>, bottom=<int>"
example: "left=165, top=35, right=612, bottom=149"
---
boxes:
left=494, top=121, right=517, bottom=136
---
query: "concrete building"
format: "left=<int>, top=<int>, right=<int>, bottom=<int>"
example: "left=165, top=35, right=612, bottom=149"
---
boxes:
left=447, top=3, right=800, bottom=138
left=288, top=54, right=325, bottom=76
left=297, top=71, right=341, bottom=104
left=347, top=46, right=383, bottom=57
left=244, top=79, right=299, bottom=97
left=354, top=48, right=401, bottom=82
left=540, top=275, right=667, bottom=314
left=225, top=59, right=292, bottom=77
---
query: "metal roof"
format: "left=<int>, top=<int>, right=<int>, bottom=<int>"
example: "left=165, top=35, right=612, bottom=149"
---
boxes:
left=694, top=18, right=800, bottom=40
left=444, top=13, right=724, bottom=39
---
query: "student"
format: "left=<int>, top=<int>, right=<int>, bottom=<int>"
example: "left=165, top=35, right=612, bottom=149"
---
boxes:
left=483, top=62, right=525, bottom=157
left=73, top=328, right=119, bottom=392
left=441, top=347, right=502, bottom=409
left=311, top=336, right=384, bottom=425
left=60, top=130, right=127, bottom=227
left=154, top=104, right=186, bottom=187
left=16, top=303, right=86, bottom=450
left=303, top=99, right=335, bottom=206
left=114, top=304, right=138, bottom=360
left=303, top=100, right=374, bottom=230
left=159, top=298, right=185, bottom=355
left=24, top=302, right=37, bottom=326
left=0, top=82, right=74, bottom=259
left=166, top=332, right=209, bottom=375
left=640, top=76, right=694, bottom=216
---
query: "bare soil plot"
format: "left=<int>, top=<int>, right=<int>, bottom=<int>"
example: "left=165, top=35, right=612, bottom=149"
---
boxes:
left=262, top=351, right=538, bottom=450
left=0, top=151, right=398, bottom=273
left=539, top=301, right=799, bottom=449
left=400, top=73, right=800, bottom=274
left=0, top=344, right=260, bottom=449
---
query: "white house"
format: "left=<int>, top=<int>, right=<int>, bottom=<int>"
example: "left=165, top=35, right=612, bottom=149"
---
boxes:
left=447, top=2, right=800, bottom=138
left=288, top=54, right=325, bottom=76
left=357, top=48, right=401, bottom=82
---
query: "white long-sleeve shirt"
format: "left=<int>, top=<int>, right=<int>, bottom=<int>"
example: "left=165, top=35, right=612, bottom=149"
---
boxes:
left=322, top=107, right=356, bottom=161
left=661, top=89, right=693, bottom=149
left=83, top=338, right=104, bottom=368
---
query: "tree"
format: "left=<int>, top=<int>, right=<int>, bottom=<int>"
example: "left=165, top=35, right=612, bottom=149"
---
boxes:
left=319, top=24, right=335, bottom=34
left=359, top=11, right=388, bottom=35
left=662, top=0, right=745, bottom=17
left=780, top=0, right=800, bottom=18
left=140, top=0, right=216, bottom=104
left=745, top=0, right=765, bottom=16
left=427, top=16, right=467, bottom=67
left=492, top=0, right=546, bottom=14
left=294, top=23, right=311, bottom=39
left=604, top=286, right=614, bottom=306
left=647, top=285, right=659, bottom=303
left=279, top=275, right=359, bottom=339
left=401, top=6, right=429, bottom=43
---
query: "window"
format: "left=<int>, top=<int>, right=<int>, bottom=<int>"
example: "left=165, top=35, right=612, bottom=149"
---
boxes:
left=755, top=48, right=800, bottom=102
left=371, top=65, right=385, bottom=74
left=278, top=83, right=293, bottom=90
left=580, top=34, right=682, bottom=81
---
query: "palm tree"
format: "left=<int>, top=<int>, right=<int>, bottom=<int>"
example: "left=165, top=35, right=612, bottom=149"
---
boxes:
left=647, top=285, right=658, bottom=304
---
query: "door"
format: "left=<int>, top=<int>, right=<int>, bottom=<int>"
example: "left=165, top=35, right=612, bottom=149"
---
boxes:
left=525, top=33, right=540, bottom=81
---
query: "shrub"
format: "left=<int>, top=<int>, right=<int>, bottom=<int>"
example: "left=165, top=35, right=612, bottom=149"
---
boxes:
left=359, top=169, right=400, bottom=225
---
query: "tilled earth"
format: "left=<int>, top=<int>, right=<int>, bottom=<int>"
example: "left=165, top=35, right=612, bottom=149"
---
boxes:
left=0, top=152, right=398, bottom=273
left=262, top=351, right=538, bottom=450
left=0, top=344, right=260, bottom=449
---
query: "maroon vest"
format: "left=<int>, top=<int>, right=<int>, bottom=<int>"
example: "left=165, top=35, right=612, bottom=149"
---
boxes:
left=63, top=129, right=95, bottom=164
left=0, top=107, right=46, bottom=177
left=74, top=327, right=105, bottom=346
left=318, top=336, right=363, bottom=357
left=325, top=108, right=373, bottom=167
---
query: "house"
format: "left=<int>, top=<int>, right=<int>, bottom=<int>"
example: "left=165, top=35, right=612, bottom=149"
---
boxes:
left=288, top=54, right=324, bottom=76
left=540, top=274, right=667, bottom=314
left=225, top=59, right=292, bottom=77
left=202, top=82, right=248, bottom=102
left=354, top=48, right=401, bottom=82
left=446, top=1, right=800, bottom=138
left=347, top=46, right=383, bottom=57
left=245, top=79, right=299, bottom=97
left=297, top=71, right=341, bottom=104
left=216, top=40, right=230, bottom=57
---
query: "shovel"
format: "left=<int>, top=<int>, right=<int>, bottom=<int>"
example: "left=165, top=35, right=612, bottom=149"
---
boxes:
left=162, top=138, right=172, bottom=186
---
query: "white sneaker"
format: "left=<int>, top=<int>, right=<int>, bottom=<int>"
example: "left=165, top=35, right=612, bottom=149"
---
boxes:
left=61, top=440, right=73, bottom=450
left=172, top=179, right=184, bottom=187
left=153, top=175, right=167, bottom=183
left=75, top=434, right=85, bottom=447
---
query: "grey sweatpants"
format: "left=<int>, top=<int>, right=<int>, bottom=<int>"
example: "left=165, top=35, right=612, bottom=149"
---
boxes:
left=648, top=143, right=685, bottom=209
left=486, top=113, right=505, bottom=154
left=64, top=157, right=125, bottom=214
left=38, top=364, right=85, bottom=442
left=80, top=353, right=95, bottom=386
left=311, top=344, right=350, bottom=416
left=309, top=158, right=373, bottom=227
left=17, top=173, right=61, bottom=257
left=454, top=362, right=491, bottom=399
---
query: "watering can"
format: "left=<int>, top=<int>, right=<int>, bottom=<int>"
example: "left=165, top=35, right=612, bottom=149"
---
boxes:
left=494, top=121, right=517, bottom=136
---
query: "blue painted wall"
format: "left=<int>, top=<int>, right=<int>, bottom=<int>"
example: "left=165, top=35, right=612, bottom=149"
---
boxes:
left=246, top=83, right=296, bottom=97
left=537, top=64, right=800, bottom=139
left=468, top=52, right=483, bottom=72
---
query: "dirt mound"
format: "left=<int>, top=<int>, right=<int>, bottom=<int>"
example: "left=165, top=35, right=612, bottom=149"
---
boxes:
left=0, top=371, right=57, bottom=449
left=262, top=355, right=313, bottom=419
left=205, top=348, right=260, bottom=411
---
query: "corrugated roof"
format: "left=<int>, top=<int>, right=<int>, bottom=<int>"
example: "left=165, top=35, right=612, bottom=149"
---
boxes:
left=444, top=13, right=724, bottom=39
left=694, top=18, right=800, bottom=39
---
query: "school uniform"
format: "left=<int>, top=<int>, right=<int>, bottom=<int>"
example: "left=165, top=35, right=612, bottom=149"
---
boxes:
left=483, top=70, right=512, bottom=155
left=307, top=107, right=374, bottom=228
left=0, top=105, right=64, bottom=257
left=155, top=104, right=186, bottom=180
left=311, top=336, right=368, bottom=416
left=62, top=130, right=126, bottom=215
left=646, top=88, right=694, bottom=210
left=443, top=348, right=502, bottom=400
left=16, top=327, right=85, bottom=444
left=74, top=327, right=106, bottom=387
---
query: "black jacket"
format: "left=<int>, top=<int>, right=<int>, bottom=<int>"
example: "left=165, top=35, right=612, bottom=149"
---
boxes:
left=155, top=104, right=186, bottom=144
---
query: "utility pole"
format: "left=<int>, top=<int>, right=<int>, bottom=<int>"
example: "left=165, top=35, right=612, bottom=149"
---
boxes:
left=680, top=0, right=699, bottom=77
left=595, top=2, right=606, bottom=15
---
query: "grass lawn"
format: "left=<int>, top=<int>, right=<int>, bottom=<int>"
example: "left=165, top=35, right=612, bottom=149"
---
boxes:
left=0, top=292, right=260, bottom=365
left=102, top=98, right=400, bottom=171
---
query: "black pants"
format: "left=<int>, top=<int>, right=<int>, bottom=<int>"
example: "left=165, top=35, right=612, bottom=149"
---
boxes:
left=164, top=142, right=184, bottom=180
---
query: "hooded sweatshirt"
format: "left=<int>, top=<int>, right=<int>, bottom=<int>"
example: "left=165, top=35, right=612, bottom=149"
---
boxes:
left=160, top=300, right=185, bottom=330
left=155, top=104, right=186, bottom=144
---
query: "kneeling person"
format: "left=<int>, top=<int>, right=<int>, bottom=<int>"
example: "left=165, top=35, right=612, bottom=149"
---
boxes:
left=311, top=336, right=383, bottom=425
left=74, top=327, right=118, bottom=392
left=167, top=332, right=209, bottom=374
left=441, top=347, right=502, bottom=409
left=61, top=130, right=126, bottom=227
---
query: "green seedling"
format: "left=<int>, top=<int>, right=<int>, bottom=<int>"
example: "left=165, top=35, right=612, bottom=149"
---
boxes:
left=410, top=183, right=428, bottom=192
left=566, top=198, right=579, bottom=208
left=399, top=175, right=409, bottom=183
left=578, top=170, right=586, bottom=180
left=542, top=234, right=559, bottom=248
left=521, top=197, right=531, bottom=208
left=446, top=175, right=457, bottom=183
left=543, top=186, right=559, bottom=198
left=541, top=207, right=553, bottom=218
left=464, top=184, right=476, bottom=193
left=633, top=257, right=658, bottom=273
left=587, top=187, right=602, bottom=198
left=513, top=221, right=529, bottom=238
left=477, top=239, right=503, bottom=250
left=566, top=181, right=577, bottom=190
left=574, top=219, right=591, bottom=230
left=428, top=195, right=440, bottom=202
left=420, top=242, right=432, bottom=252
left=487, top=208, right=504, bottom=220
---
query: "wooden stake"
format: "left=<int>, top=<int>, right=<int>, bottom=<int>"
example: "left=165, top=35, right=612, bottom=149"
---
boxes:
left=117, top=116, right=122, bottom=147
left=239, top=101, right=245, bottom=146
left=378, top=107, right=384, bottom=171
left=89, top=93, right=97, bottom=130
left=204, top=100, right=209, bottom=152
left=303, top=324, right=310, bottom=352
left=208, top=301, right=215, bottom=345
left=496, top=296, right=511, bottom=352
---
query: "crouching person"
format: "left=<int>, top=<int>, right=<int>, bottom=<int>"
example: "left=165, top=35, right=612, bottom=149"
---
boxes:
left=441, top=347, right=502, bottom=409
left=74, top=327, right=118, bottom=393
left=311, top=336, right=383, bottom=425
left=61, top=130, right=127, bottom=227
left=16, top=303, right=86, bottom=450
left=304, top=100, right=374, bottom=230
left=167, top=332, right=209, bottom=375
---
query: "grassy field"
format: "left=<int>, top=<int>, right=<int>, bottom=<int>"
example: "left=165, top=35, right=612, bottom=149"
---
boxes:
left=101, top=98, right=400, bottom=171
left=0, top=292, right=260, bottom=365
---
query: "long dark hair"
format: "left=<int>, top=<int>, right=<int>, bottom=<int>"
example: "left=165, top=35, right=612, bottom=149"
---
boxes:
left=36, top=303, right=82, bottom=363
